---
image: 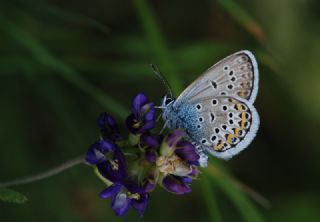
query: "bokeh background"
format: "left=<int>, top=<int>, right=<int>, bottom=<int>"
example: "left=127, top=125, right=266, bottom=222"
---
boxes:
left=1, top=0, right=320, bottom=221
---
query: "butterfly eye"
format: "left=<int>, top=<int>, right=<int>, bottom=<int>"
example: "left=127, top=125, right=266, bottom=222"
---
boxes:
left=164, top=98, right=173, bottom=105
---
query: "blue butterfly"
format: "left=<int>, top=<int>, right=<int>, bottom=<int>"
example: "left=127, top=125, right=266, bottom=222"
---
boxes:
left=159, top=50, right=260, bottom=167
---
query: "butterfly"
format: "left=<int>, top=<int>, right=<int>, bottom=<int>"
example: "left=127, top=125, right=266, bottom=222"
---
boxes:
left=160, top=50, right=260, bottom=167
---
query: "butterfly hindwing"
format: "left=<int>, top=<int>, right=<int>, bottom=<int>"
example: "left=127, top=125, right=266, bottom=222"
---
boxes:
left=184, top=96, right=259, bottom=160
left=175, top=50, right=258, bottom=106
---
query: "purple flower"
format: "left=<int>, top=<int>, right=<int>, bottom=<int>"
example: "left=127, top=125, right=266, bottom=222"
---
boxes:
left=86, top=93, right=202, bottom=217
left=175, top=140, right=200, bottom=163
left=100, top=180, right=149, bottom=217
left=161, top=130, right=200, bottom=165
left=96, top=147, right=127, bottom=183
left=126, top=93, right=156, bottom=134
left=156, top=130, right=200, bottom=194
left=165, top=130, right=184, bottom=147
left=85, top=139, right=116, bottom=165
left=140, top=133, right=161, bottom=163
left=100, top=183, right=122, bottom=199
left=142, top=170, right=157, bottom=193
left=140, top=133, right=161, bottom=148
left=85, top=139, right=127, bottom=183
left=143, top=178, right=156, bottom=193
left=97, top=112, right=122, bottom=141
left=162, top=175, right=191, bottom=195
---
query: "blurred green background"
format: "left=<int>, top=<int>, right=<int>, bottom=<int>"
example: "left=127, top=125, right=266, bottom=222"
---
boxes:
left=1, top=0, right=320, bottom=221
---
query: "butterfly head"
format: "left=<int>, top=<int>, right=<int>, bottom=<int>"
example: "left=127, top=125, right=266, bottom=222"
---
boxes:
left=161, top=95, right=175, bottom=108
left=160, top=95, right=177, bottom=129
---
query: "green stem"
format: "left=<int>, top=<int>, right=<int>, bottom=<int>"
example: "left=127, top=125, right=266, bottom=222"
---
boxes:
left=0, top=156, right=86, bottom=188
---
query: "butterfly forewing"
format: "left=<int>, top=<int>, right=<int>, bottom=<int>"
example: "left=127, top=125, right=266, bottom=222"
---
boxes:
left=186, top=96, right=259, bottom=159
left=175, top=50, right=258, bottom=106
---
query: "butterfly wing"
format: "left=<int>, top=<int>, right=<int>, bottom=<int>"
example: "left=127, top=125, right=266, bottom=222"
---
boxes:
left=175, top=50, right=259, bottom=106
left=183, top=96, right=259, bottom=160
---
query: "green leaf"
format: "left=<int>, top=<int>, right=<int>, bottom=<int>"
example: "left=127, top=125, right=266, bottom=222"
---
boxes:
left=0, top=188, right=28, bottom=204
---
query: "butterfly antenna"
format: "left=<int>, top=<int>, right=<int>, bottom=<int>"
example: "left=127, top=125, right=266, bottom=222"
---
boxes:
left=150, top=64, right=173, bottom=98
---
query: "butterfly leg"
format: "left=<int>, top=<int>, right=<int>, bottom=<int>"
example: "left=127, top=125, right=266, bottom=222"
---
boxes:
left=156, top=113, right=162, bottom=122
left=159, top=121, right=168, bottom=134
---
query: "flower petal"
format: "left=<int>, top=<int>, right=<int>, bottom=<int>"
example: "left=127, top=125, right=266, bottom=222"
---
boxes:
left=98, top=139, right=116, bottom=152
left=142, top=103, right=155, bottom=121
left=131, top=193, right=149, bottom=217
left=125, top=114, right=138, bottom=134
left=139, top=120, right=155, bottom=133
left=165, top=130, right=184, bottom=148
left=100, top=183, right=122, bottom=199
left=140, top=133, right=160, bottom=148
left=126, top=93, right=156, bottom=134
left=145, top=150, right=157, bottom=163
left=181, top=177, right=192, bottom=184
left=124, top=180, right=144, bottom=194
left=132, top=93, right=148, bottom=117
left=112, top=193, right=131, bottom=217
left=162, top=175, right=191, bottom=195
left=189, top=166, right=198, bottom=177
left=97, top=112, right=116, bottom=131
left=85, top=139, right=118, bottom=165
left=96, top=147, right=127, bottom=183
left=97, top=113, right=122, bottom=141
left=85, top=145, right=105, bottom=165
left=143, top=179, right=156, bottom=193
left=175, top=141, right=200, bottom=162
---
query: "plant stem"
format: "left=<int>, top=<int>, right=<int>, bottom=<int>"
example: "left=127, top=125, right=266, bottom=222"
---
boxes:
left=0, top=156, right=86, bottom=188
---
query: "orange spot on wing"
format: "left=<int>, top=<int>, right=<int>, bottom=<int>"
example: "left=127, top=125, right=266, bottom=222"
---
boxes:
left=238, top=91, right=248, bottom=98
left=226, top=134, right=238, bottom=144
left=235, top=104, right=246, bottom=111
left=240, top=112, right=247, bottom=128
left=234, top=128, right=243, bottom=137
left=214, top=140, right=224, bottom=151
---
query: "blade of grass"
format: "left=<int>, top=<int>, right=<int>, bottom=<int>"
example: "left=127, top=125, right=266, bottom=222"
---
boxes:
left=206, top=164, right=265, bottom=222
left=0, top=15, right=128, bottom=118
left=133, top=0, right=183, bottom=95
left=216, top=0, right=265, bottom=44
left=231, top=177, right=271, bottom=210
left=202, top=176, right=223, bottom=222
left=206, top=159, right=270, bottom=209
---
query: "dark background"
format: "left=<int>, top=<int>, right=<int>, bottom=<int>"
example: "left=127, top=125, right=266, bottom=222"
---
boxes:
left=1, top=0, right=320, bottom=221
